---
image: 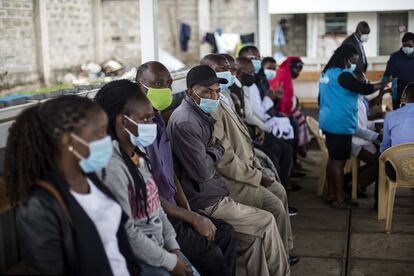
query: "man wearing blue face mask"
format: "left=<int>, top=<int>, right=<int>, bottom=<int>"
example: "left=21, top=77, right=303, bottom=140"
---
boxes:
left=168, top=65, right=291, bottom=276
left=382, top=32, right=414, bottom=109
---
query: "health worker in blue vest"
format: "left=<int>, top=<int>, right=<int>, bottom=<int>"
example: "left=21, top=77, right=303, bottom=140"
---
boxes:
left=318, top=44, right=393, bottom=209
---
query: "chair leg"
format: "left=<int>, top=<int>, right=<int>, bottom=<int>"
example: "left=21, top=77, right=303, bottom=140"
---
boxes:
left=378, top=162, right=386, bottom=220
left=318, top=156, right=328, bottom=195
left=351, top=157, right=359, bottom=200
left=385, top=182, right=397, bottom=233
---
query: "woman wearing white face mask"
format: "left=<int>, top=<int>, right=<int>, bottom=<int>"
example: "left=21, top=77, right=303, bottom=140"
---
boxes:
left=319, top=44, right=393, bottom=209
left=4, top=95, right=139, bottom=275
left=95, top=80, right=198, bottom=276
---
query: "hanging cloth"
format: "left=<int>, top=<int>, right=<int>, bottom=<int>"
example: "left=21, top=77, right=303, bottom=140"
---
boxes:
left=179, top=23, right=191, bottom=52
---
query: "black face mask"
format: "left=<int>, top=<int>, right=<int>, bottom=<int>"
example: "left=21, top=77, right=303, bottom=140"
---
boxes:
left=241, top=73, right=255, bottom=87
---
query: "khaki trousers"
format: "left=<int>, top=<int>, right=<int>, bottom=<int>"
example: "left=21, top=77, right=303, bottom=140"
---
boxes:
left=262, top=182, right=294, bottom=253
left=202, top=197, right=290, bottom=276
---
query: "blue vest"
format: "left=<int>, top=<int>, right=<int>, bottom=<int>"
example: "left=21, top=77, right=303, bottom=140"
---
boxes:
left=319, top=68, right=359, bottom=134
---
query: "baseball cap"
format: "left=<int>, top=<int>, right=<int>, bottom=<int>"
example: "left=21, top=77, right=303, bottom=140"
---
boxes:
left=186, top=65, right=228, bottom=89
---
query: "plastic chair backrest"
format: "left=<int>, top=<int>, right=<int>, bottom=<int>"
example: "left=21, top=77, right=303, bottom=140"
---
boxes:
left=306, top=116, right=328, bottom=155
left=380, top=143, right=414, bottom=186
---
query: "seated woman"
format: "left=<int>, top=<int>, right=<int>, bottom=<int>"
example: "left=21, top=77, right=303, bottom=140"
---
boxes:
left=4, top=95, right=139, bottom=275
left=95, top=80, right=197, bottom=276
left=268, top=56, right=311, bottom=157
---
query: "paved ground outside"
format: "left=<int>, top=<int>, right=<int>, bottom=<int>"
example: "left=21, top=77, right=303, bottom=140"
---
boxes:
left=289, top=151, right=414, bottom=276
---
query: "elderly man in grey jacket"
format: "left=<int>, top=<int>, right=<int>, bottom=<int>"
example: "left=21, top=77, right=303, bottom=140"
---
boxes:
left=167, top=65, right=290, bottom=276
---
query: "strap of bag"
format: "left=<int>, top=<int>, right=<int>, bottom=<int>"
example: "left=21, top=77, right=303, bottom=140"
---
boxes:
left=37, top=180, right=73, bottom=225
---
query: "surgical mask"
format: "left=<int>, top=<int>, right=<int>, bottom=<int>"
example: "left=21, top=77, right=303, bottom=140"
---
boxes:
left=193, top=91, right=220, bottom=113
left=349, top=63, right=357, bottom=72
left=264, top=69, right=276, bottom=80
left=69, top=134, right=113, bottom=173
left=402, top=47, right=414, bottom=55
left=240, top=72, right=255, bottom=87
left=124, top=115, right=157, bottom=147
left=141, top=82, right=173, bottom=111
left=360, top=34, right=369, bottom=43
left=216, top=71, right=235, bottom=91
left=252, top=59, right=262, bottom=73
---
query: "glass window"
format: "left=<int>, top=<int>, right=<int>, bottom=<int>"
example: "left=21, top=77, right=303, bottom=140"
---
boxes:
left=325, top=13, right=347, bottom=35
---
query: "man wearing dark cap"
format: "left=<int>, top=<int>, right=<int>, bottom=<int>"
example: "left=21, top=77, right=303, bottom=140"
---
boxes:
left=167, top=65, right=290, bottom=276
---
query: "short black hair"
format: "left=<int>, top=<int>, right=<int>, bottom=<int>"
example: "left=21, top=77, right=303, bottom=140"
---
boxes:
left=403, top=82, right=414, bottom=102
left=200, top=54, right=227, bottom=67
left=262, top=57, right=276, bottom=66
left=356, top=21, right=370, bottom=33
left=238, top=45, right=259, bottom=57
left=402, top=32, right=414, bottom=43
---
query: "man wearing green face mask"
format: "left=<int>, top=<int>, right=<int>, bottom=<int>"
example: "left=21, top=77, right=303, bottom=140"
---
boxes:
left=136, top=62, right=237, bottom=276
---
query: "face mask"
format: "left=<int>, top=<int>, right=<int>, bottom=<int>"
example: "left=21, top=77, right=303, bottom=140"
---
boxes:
left=141, top=82, right=173, bottom=111
left=216, top=71, right=235, bottom=91
left=264, top=69, right=276, bottom=80
left=69, top=134, right=113, bottom=173
left=349, top=63, right=357, bottom=72
left=360, top=34, right=369, bottom=43
left=402, top=47, right=414, bottom=55
left=193, top=91, right=220, bottom=113
left=252, top=59, right=262, bottom=73
left=124, top=115, right=157, bottom=147
left=240, top=72, right=255, bottom=87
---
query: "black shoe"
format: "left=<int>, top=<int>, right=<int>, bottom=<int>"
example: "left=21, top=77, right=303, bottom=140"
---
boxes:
left=289, top=255, right=300, bottom=266
left=289, top=207, right=298, bottom=216
left=290, top=171, right=306, bottom=178
left=287, top=183, right=302, bottom=192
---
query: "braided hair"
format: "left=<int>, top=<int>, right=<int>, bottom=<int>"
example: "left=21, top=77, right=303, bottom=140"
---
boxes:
left=322, top=44, right=358, bottom=73
left=5, top=95, right=101, bottom=206
left=94, top=80, right=151, bottom=222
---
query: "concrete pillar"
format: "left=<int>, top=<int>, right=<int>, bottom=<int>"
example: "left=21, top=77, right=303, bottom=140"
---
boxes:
left=307, top=14, right=319, bottom=58
left=198, top=0, right=210, bottom=59
left=34, top=0, right=51, bottom=85
left=93, top=0, right=104, bottom=63
left=140, top=0, right=159, bottom=62
left=408, top=10, right=414, bottom=32
left=257, top=0, right=272, bottom=56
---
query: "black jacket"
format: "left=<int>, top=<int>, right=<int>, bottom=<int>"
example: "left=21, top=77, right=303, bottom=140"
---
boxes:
left=17, top=172, right=140, bottom=275
left=342, top=33, right=368, bottom=76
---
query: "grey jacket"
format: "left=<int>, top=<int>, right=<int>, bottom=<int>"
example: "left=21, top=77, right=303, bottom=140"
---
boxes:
left=167, top=96, right=229, bottom=211
left=104, top=140, right=179, bottom=271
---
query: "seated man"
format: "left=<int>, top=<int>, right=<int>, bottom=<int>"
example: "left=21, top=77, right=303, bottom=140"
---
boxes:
left=136, top=61, right=237, bottom=276
left=381, top=83, right=414, bottom=180
left=233, top=56, right=294, bottom=190
left=167, top=65, right=290, bottom=276
left=348, top=95, right=382, bottom=199
left=200, top=54, right=298, bottom=264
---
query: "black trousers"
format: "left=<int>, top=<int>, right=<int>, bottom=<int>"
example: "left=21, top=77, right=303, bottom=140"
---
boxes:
left=255, top=132, right=294, bottom=188
left=172, top=217, right=236, bottom=276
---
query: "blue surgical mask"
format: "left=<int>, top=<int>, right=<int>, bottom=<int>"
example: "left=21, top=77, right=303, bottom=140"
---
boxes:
left=402, top=47, right=414, bottom=55
left=264, top=69, right=276, bottom=80
left=349, top=63, right=357, bottom=72
left=124, top=115, right=157, bottom=147
left=70, top=134, right=113, bottom=173
left=252, top=59, right=262, bottom=73
left=216, top=71, right=235, bottom=91
left=194, top=91, right=220, bottom=113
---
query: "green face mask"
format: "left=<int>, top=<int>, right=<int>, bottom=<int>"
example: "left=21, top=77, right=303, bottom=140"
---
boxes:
left=142, top=83, right=173, bottom=111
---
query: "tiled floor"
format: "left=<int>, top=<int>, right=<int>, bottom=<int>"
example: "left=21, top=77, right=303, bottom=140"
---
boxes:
left=289, top=151, right=414, bottom=276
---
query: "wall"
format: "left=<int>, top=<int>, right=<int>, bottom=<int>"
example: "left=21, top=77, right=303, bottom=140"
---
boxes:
left=271, top=14, right=307, bottom=57
left=0, top=0, right=257, bottom=89
left=47, top=0, right=96, bottom=81
left=101, top=0, right=141, bottom=66
left=0, top=0, right=39, bottom=88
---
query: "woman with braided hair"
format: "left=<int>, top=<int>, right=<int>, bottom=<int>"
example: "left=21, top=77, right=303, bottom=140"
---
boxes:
left=4, top=95, right=139, bottom=275
left=95, top=79, right=196, bottom=276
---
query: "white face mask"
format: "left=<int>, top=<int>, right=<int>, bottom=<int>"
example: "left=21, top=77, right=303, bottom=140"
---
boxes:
left=360, top=34, right=369, bottom=43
